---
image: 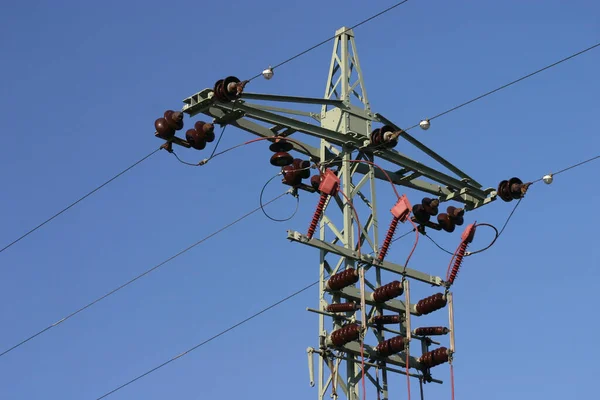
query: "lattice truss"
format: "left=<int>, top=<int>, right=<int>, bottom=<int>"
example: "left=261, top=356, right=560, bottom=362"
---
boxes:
left=157, top=26, right=498, bottom=400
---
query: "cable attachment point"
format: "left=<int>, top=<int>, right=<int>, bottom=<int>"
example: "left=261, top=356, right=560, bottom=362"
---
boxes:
left=213, top=76, right=249, bottom=102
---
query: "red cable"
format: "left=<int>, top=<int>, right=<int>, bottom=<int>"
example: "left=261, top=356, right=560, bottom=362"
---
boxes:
left=340, top=159, right=401, bottom=199
left=403, top=219, right=420, bottom=272
left=450, top=363, right=455, bottom=400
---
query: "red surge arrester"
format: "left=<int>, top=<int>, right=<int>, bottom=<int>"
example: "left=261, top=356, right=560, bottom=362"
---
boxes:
left=307, top=169, right=340, bottom=239
left=447, top=223, right=476, bottom=285
left=378, top=195, right=412, bottom=262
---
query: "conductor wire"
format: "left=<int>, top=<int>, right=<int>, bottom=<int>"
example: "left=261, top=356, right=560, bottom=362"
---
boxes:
left=259, top=173, right=300, bottom=222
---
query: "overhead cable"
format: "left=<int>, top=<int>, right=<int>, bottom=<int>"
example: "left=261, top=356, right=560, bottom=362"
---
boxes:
left=0, top=191, right=289, bottom=359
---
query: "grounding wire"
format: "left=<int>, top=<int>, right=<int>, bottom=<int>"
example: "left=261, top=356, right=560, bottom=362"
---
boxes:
left=0, top=191, right=289, bottom=359
left=0, top=148, right=161, bottom=255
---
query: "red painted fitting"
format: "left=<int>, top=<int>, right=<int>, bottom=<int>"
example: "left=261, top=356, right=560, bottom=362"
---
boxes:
left=414, top=327, right=449, bottom=336
left=372, top=280, right=404, bottom=303
left=330, top=324, right=361, bottom=346
left=447, top=223, right=476, bottom=285
left=375, top=335, right=406, bottom=356
left=419, top=347, right=449, bottom=369
left=326, top=268, right=359, bottom=291
left=371, top=315, right=401, bottom=325
left=326, top=302, right=360, bottom=313
left=416, top=293, right=447, bottom=315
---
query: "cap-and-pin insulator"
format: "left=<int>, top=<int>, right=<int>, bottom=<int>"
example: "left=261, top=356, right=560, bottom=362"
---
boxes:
left=185, top=121, right=215, bottom=150
left=155, top=110, right=184, bottom=139
left=419, top=347, right=449, bottom=369
left=437, top=206, right=464, bottom=233
left=370, top=314, right=401, bottom=325
left=371, top=280, right=404, bottom=303
left=326, top=302, right=360, bottom=313
left=497, top=177, right=531, bottom=202
left=414, top=327, right=449, bottom=336
left=412, top=197, right=440, bottom=224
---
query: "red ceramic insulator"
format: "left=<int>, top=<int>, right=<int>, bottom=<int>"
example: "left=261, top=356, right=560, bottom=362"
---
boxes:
left=371, top=315, right=401, bottom=325
left=372, top=280, right=404, bottom=303
left=326, top=303, right=360, bottom=313
left=416, top=293, right=447, bottom=315
left=376, top=335, right=406, bottom=356
left=414, top=327, right=449, bottom=336
left=448, top=223, right=476, bottom=285
left=419, top=347, right=449, bottom=369
left=330, top=324, right=361, bottom=347
left=326, top=268, right=359, bottom=291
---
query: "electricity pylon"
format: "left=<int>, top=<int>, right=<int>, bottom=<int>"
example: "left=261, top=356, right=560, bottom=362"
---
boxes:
left=177, top=26, right=496, bottom=400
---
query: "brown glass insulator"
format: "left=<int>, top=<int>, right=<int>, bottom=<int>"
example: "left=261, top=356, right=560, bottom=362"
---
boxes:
left=416, top=293, right=447, bottom=315
left=326, top=302, right=360, bottom=313
left=282, top=164, right=301, bottom=186
left=270, top=152, right=293, bottom=166
left=412, top=204, right=431, bottom=224
left=419, top=347, right=449, bottom=369
left=194, top=121, right=215, bottom=143
left=446, top=206, right=464, bottom=226
left=371, top=315, right=401, bottom=325
left=379, top=125, right=399, bottom=148
left=213, top=76, right=243, bottom=102
left=326, top=268, right=359, bottom=291
left=370, top=128, right=383, bottom=146
left=164, top=110, right=184, bottom=130
left=372, top=280, right=404, bottom=303
left=330, top=324, right=361, bottom=347
left=185, top=128, right=206, bottom=150
left=269, top=140, right=293, bottom=153
left=497, top=177, right=528, bottom=202
left=414, top=327, right=449, bottom=336
left=293, top=158, right=311, bottom=179
left=437, top=213, right=455, bottom=233
left=376, top=335, right=406, bottom=356
left=421, top=198, right=439, bottom=215
left=155, top=117, right=175, bottom=139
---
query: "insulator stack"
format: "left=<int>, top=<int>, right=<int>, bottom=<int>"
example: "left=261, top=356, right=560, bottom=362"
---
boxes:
left=282, top=158, right=311, bottom=186
left=370, top=125, right=400, bottom=148
left=437, top=206, right=465, bottom=233
left=448, top=223, right=476, bottom=285
left=372, top=280, right=404, bottom=303
left=378, top=216, right=399, bottom=262
left=419, top=347, right=449, bottom=368
left=412, top=197, right=439, bottom=224
left=213, top=76, right=247, bottom=102
left=414, top=327, right=449, bottom=336
left=326, top=268, right=359, bottom=291
left=330, top=324, right=361, bottom=347
left=268, top=138, right=294, bottom=167
left=155, top=110, right=184, bottom=139
left=326, top=302, right=360, bottom=313
left=416, top=293, right=447, bottom=315
left=185, top=121, right=215, bottom=150
left=375, top=335, right=406, bottom=356
left=371, top=315, right=401, bottom=325
left=497, top=177, right=530, bottom=202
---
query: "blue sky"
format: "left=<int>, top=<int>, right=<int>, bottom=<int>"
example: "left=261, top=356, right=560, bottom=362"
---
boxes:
left=0, top=1, right=598, bottom=399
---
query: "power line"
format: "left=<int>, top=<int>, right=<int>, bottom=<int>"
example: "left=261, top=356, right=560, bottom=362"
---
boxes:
left=0, top=191, right=289, bottom=359
left=406, top=41, right=600, bottom=130
left=532, top=154, right=600, bottom=183
left=247, top=0, right=410, bottom=81
left=95, top=277, right=319, bottom=399
left=0, top=148, right=162, bottom=255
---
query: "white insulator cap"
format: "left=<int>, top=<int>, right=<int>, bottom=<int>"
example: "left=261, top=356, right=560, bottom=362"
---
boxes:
left=543, top=174, right=553, bottom=184
left=262, top=67, right=274, bottom=80
left=419, top=119, right=431, bottom=130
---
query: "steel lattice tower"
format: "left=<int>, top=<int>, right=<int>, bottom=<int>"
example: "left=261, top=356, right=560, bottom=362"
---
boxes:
left=175, top=26, right=496, bottom=400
